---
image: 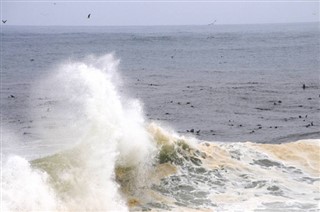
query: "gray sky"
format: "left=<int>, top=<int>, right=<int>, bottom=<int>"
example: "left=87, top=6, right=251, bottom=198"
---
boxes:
left=1, top=1, right=319, bottom=26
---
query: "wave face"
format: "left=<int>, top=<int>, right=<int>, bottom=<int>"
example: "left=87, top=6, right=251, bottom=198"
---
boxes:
left=1, top=55, right=319, bottom=211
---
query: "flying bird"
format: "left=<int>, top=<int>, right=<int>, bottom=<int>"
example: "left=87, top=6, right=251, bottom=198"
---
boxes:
left=2, top=20, right=7, bottom=24
left=87, top=14, right=91, bottom=19
left=208, top=20, right=217, bottom=26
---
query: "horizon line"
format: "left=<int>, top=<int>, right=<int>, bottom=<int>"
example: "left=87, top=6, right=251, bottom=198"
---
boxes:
left=1, top=21, right=319, bottom=27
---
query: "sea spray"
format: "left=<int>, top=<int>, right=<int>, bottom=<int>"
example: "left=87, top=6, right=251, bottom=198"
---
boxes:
left=32, top=54, right=156, bottom=168
left=1, top=155, right=61, bottom=211
left=2, top=54, right=157, bottom=211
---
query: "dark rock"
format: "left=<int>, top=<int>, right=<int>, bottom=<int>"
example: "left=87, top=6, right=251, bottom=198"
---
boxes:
left=303, top=84, right=306, bottom=89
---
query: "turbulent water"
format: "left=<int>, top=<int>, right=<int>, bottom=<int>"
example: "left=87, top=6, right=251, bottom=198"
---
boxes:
left=1, top=23, right=320, bottom=211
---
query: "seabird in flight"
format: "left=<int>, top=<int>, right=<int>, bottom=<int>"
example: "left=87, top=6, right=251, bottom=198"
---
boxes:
left=2, top=20, right=7, bottom=24
left=87, top=14, right=91, bottom=19
left=208, top=20, right=217, bottom=26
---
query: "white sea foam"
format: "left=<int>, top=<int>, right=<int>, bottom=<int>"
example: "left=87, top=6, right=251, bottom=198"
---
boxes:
left=1, top=155, right=60, bottom=211
left=2, top=54, right=157, bottom=211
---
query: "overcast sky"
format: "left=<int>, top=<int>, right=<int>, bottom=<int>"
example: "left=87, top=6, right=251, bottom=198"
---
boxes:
left=1, top=1, right=319, bottom=26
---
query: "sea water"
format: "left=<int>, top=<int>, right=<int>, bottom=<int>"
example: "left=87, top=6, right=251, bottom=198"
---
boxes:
left=1, top=23, right=319, bottom=211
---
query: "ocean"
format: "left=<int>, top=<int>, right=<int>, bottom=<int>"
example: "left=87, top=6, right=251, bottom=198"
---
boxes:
left=1, top=23, right=319, bottom=211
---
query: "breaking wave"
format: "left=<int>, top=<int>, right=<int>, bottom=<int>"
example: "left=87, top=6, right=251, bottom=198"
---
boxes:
left=2, top=54, right=319, bottom=211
